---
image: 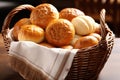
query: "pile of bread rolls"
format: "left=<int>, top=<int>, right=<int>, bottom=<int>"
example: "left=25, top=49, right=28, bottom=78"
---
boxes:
left=12, top=3, right=101, bottom=49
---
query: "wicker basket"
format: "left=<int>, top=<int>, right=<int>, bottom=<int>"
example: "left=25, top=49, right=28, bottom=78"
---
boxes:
left=1, top=4, right=114, bottom=80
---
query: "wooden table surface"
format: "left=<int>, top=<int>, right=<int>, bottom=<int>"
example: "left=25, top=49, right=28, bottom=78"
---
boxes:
left=0, top=34, right=24, bottom=80
left=0, top=34, right=120, bottom=80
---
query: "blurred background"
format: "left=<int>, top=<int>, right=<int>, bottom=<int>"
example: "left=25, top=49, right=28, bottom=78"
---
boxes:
left=0, top=0, right=120, bottom=37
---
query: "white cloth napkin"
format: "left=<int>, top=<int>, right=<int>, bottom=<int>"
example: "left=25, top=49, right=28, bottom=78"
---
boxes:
left=9, top=41, right=78, bottom=80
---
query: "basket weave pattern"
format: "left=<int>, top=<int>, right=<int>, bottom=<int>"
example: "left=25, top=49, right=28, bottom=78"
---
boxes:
left=1, top=4, right=114, bottom=80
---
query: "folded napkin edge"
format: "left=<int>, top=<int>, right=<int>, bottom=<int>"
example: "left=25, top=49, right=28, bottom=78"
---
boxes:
left=10, top=55, right=54, bottom=80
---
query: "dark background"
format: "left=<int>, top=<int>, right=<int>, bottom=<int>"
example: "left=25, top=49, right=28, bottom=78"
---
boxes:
left=0, top=0, right=120, bottom=37
left=0, top=0, right=42, bottom=31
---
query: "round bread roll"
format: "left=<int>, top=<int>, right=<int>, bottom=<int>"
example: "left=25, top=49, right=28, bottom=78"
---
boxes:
left=94, top=22, right=101, bottom=34
left=70, top=34, right=82, bottom=46
left=89, top=33, right=101, bottom=41
left=59, top=8, right=85, bottom=21
left=30, top=3, right=59, bottom=29
left=78, top=16, right=96, bottom=33
left=71, top=16, right=96, bottom=35
left=45, top=19, right=75, bottom=47
left=39, top=42, right=54, bottom=48
left=61, top=45, right=73, bottom=49
left=74, top=35, right=99, bottom=49
left=12, top=18, right=31, bottom=40
left=18, top=24, right=44, bottom=43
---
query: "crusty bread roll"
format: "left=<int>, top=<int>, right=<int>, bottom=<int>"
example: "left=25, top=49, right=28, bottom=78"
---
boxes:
left=94, top=22, right=101, bottom=34
left=45, top=19, right=75, bottom=47
left=12, top=18, right=31, bottom=40
left=39, top=42, right=54, bottom=48
left=71, top=16, right=96, bottom=35
left=61, top=45, right=73, bottom=49
left=74, top=35, right=99, bottom=49
left=89, top=33, right=101, bottom=41
left=70, top=34, right=82, bottom=46
left=30, top=3, right=59, bottom=29
left=18, top=24, right=44, bottom=43
left=59, top=8, right=85, bottom=21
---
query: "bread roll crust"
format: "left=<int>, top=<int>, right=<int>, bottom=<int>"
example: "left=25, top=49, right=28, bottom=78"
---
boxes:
left=61, top=45, right=73, bottom=49
left=12, top=18, right=31, bottom=40
left=72, top=17, right=89, bottom=35
left=18, top=24, right=44, bottom=43
left=78, top=16, right=95, bottom=33
left=74, top=36, right=99, bottom=49
left=72, top=16, right=96, bottom=35
left=94, top=22, right=101, bottom=34
left=30, top=3, right=59, bottom=28
left=45, top=19, right=75, bottom=47
left=70, top=34, right=82, bottom=46
left=39, top=42, right=54, bottom=48
left=89, top=33, right=101, bottom=41
left=59, top=8, right=85, bottom=21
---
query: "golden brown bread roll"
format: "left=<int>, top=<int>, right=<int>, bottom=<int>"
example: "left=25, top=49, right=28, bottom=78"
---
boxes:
left=39, top=42, right=54, bottom=48
left=18, top=24, right=44, bottom=43
left=30, top=3, right=59, bottom=29
left=70, top=34, right=82, bottom=46
left=12, top=18, right=31, bottom=40
left=94, top=22, right=101, bottom=34
left=59, top=8, right=85, bottom=21
left=61, top=45, right=73, bottom=49
left=89, top=33, right=101, bottom=41
left=74, top=35, right=99, bottom=49
left=45, top=19, right=75, bottom=47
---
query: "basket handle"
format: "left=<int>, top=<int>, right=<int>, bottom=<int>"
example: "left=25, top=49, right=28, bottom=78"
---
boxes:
left=1, top=4, right=35, bottom=51
left=2, top=4, right=35, bottom=34
left=100, top=9, right=109, bottom=40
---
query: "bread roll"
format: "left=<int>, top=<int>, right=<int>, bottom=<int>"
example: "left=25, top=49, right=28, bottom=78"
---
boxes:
left=61, top=45, right=73, bottom=49
left=94, top=22, right=101, bottom=34
left=70, top=34, right=82, bottom=46
left=12, top=18, right=31, bottom=40
left=71, top=16, right=95, bottom=35
left=74, top=36, right=99, bottom=49
left=18, top=24, right=44, bottom=43
left=59, top=8, right=85, bottom=21
left=30, top=3, right=59, bottom=29
left=45, top=19, right=75, bottom=47
left=39, top=42, right=54, bottom=48
left=78, top=16, right=96, bottom=33
left=89, top=33, right=101, bottom=41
